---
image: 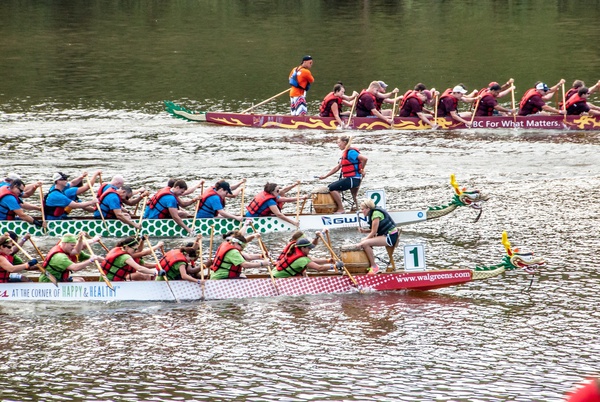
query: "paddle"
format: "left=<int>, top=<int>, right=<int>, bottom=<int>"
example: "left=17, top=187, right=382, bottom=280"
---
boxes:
left=6, top=234, right=58, bottom=287
left=511, top=85, right=517, bottom=123
left=561, top=82, right=567, bottom=122
left=28, top=236, right=46, bottom=261
left=346, top=96, right=358, bottom=129
left=295, top=182, right=301, bottom=225
left=389, top=92, right=399, bottom=129
left=469, top=96, right=481, bottom=127
left=38, top=187, right=47, bottom=233
left=83, top=237, right=114, bottom=290
left=145, top=238, right=180, bottom=303
left=316, top=232, right=360, bottom=289
left=190, top=182, right=204, bottom=234
left=241, top=88, right=291, bottom=114
left=86, top=176, right=109, bottom=233
left=324, top=230, right=339, bottom=273
left=197, top=235, right=206, bottom=299
left=247, top=221, right=279, bottom=294
left=97, top=239, right=110, bottom=253
left=135, top=196, right=148, bottom=237
left=433, top=93, right=439, bottom=127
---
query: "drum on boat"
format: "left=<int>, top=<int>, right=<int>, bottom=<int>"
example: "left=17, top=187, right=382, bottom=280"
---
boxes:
left=312, top=186, right=336, bottom=214
left=340, top=244, right=370, bottom=274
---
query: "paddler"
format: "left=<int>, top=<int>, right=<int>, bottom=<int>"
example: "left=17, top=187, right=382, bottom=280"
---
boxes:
left=518, top=80, right=566, bottom=116
left=39, top=233, right=105, bottom=283
left=355, top=81, right=394, bottom=125
left=319, top=82, right=358, bottom=129
left=144, top=179, right=196, bottom=235
left=195, top=181, right=244, bottom=222
left=0, top=234, right=38, bottom=283
left=157, top=246, right=199, bottom=283
left=43, top=172, right=99, bottom=220
left=355, top=198, right=399, bottom=275
left=94, top=185, right=140, bottom=230
left=273, top=237, right=339, bottom=278
left=436, top=84, right=478, bottom=127
left=0, top=179, right=44, bottom=228
left=100, top=236, right=163, bottom=281
left=398, top=83, right=438, bottom=129
left=209, top=232, right=270, bottom=280
left=245, top=182, right=307, bottom=226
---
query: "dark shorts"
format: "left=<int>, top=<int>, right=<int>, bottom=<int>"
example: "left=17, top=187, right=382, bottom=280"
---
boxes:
left=386, top=230, right=399, bottom=247
left=328, top=177, right=361, bottom=192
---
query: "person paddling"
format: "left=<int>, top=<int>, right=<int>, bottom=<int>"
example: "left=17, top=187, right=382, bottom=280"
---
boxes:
left=518, top=80, right=566, bottom=116
left=245, top=182, right=307, bottom=226
left=0, top=234, right=38, bottom=283
left=44, top=172, right=99, bottom=220
left=195, top=181, right=244, bottom=222
left=100, top=236, right=162, bottom=281
left=209, top=232, right=270, bottom=280
left=273, top=237, right=338, bottom=278
left=144, top=180, right=196, bottom=234
left=0, top=179, right=44, bottom=228
left=40, top=233, right=104, bottom=283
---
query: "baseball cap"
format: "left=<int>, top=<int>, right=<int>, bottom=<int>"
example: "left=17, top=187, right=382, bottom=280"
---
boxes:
left=452, top=85, right=467, bottom=94
left=535, top=82, right=550, bottom=92
left=218, top=181, right=233, bottom=194
left=302, top=55, right=313, bottom=62
left=296, top=238, right=315, bottom=249
left=52, top=172, right=68, bottom=182
left=61, top=234, right=78, bottom=244
left=378, top=81, right=388, bottom=89
left=6, top=173, right=21, bottom=181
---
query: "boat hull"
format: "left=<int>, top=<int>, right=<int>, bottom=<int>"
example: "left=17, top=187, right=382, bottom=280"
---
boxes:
left=0, top=210, right=427, bottom=238
left=197, top=111, right=600, bottom=131
left=0, top=269, right=475, bottom=301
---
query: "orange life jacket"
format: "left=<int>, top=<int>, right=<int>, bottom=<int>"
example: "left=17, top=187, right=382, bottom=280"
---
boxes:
left=0, top=187, right=20, bottom=221
left=211, top=242, right=243, bottom=278
left=101, top=247, right=135, bottom=281
left=159, top=249, right=188, bottom=280
left=0, top=251, right=13, bottom=283
left=341, top=147, right=362, bottom=178
left=275, top=245, right=307, bottom=277
left=519, top=88, right=542, bottom=114
left=246, top=191, right=278, bottom=216
left=319, top=92, right=343, bottom=117
left=147, top=187, right=177, bottom=219
left=43, top=245, right=77, bottom=282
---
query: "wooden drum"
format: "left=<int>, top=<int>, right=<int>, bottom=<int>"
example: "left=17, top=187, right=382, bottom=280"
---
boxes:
left=312, top=186, right=336, bottom=214
left=340, top=244, right=370, bottom=274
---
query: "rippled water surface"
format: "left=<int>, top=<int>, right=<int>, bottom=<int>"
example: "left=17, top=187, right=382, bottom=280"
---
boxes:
left=2, top=0, right=600, bottom=401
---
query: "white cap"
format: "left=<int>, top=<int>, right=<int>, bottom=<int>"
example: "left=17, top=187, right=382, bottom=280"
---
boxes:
left=52, top=172, right=68, bottom=182
left=6, top=173, right=21, bottom=181
left=452, top=85, right=467, bottom=94
left=535, top=82, right=549, bottom=91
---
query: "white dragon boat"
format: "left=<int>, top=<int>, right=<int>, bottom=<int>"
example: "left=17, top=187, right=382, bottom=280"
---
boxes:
left=0, top=232, right=545, bottom=302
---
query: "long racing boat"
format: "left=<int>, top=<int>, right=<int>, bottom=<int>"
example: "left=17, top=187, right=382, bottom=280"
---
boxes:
left=0, top=176, right=487, bottom=238
left=165, top=101, right=600, bottom=131
left=0, top=232, right=545, bottom=302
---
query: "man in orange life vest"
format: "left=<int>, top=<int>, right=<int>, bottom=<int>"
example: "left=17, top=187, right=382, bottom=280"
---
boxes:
left=356, top=81, right=394, bottom=125
left=399, top=83, right=438, bottom=129
left=289, top=55, right=315, bottom=116
left=319, top=135, right=368, bottom=213
left=437, top=85, right=478, bottom=127
left=518, top=80, right=566, bottom=116
left=565, top=87, right=600, bottom=116
left=474, top=82, right=517, bottom=117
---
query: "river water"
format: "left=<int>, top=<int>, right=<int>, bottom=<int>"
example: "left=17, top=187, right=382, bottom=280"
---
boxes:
left=2, top=1, right=600, bottom=401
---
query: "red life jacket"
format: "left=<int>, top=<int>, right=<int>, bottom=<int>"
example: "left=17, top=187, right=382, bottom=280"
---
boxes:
left=0, top=251, right=14, bottom=283
left=319, top=92, right=343, bottom=117
left=43, top=187, right=67, bottom=218
left=565, top=93, right=587, bottom=111
left=100, top=247, right=135, bottom=281
left=399, top=90, right=424, bottom=116
left=246, top=191, right=278, bottom=216
left=519, top=88, right=542, bottom=114
left=341, top=147, right=361, bottom=178
left=96, top=182, right=112, bottom=198
left=477, top=88, right=497, bottom=116
left=147, top=187, right=176, bottom=219
left=559, top=87, right=579, bottom=109
left=277, top=240, right=297, bottom=264
left=198, top=188, right=226, bottom=217
left=438, top=88, right=458, bottom=115
left=0, top=187, right=20, bottom=221
left=211, top=242, right=243, bottom=278
left=97, top=188, right=121, bottom=219
left=43, top=245, right=77, bottom=282
left=159, top=249, right=188, bottom=280
left=276, top=245, right=307, bottom=276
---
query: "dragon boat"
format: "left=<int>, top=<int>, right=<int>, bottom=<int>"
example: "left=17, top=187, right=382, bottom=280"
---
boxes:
left=165, top=101, right=600, bottom=131
left=0, top=175, right=487, bottom=238
left=0, top=232, right=546, bottom=302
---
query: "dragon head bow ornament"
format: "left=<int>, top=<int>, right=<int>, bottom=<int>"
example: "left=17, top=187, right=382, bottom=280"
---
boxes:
left=500, top=231, right=547, bottom=274
left=426, top=174, right=489, bottom=222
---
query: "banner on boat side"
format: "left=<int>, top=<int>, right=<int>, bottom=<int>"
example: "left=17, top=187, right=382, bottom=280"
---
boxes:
left=366, top=189, right=386, bottom=209
left=404, top=244, right=426, bottom=271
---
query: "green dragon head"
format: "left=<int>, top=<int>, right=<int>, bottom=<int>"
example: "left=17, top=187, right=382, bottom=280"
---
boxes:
left=450, top=174, right=489, bottom=210
left=501, top=231, right=547, bottom=274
